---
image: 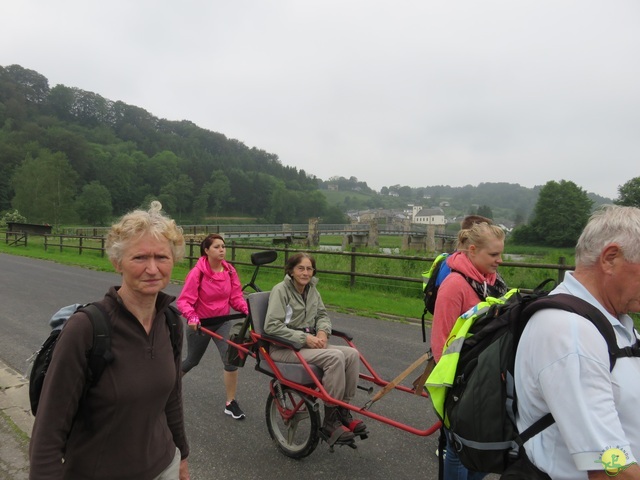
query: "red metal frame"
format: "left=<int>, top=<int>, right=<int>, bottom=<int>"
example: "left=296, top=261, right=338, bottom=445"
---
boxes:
left=199, top=324, right=441, bottom=437
left=268, top=382, right=311, bottom=422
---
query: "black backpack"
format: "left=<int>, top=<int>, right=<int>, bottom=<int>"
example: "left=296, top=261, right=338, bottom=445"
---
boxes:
left=442, top=291, right=640, bottom=474
left=29, top=303, right=181, bottom=417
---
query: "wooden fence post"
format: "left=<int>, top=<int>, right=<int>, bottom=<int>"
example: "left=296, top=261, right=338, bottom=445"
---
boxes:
left=350, top=246, right=357, bottom=288
left=558, top=256, right=566, bottom=284
left=189, top=241, right=196, bottom=269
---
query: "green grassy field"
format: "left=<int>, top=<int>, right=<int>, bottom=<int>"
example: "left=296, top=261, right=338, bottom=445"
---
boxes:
left=0, top=233, right=576, bottom=323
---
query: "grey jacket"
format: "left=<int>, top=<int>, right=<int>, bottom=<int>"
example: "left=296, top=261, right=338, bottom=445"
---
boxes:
left=264, top=275, right=332, bottom=348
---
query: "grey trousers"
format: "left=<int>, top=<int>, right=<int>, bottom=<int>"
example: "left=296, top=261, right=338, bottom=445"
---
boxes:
left=269, top=344, right=360, bottom=402
left=182, top=320, right=238, bottom=373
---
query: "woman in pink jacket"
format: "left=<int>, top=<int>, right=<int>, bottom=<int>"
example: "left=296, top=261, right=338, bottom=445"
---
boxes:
left=431, top=221, right=508, bottom=480
left=178, top=234, right=249, bottom=420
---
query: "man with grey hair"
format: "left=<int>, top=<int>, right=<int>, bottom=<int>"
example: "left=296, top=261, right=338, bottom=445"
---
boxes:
left=514, top=204, right=640, bottom=480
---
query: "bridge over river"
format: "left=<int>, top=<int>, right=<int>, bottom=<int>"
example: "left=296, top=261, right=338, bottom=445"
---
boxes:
left=177, top=220, right=454, bottom=252
left=68, top=220, right=455, bottom=252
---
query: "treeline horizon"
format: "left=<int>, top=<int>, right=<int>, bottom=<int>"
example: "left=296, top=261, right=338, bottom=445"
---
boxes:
left=0, top=64, right=349, bottom=226
left=0, top=64, right=613, bottom=228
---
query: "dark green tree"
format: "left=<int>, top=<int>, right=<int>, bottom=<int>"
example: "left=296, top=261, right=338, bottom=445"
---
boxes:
left=158, top=174, right=194, bottom=221
left=42, top=126, right=92, bottom=177
left=92, top=149, right=145, bottom=214
left=208, top=170, right=232, bottom=217
left=512, top=180, right=592, bottom=247
left=142, top=151, right=181, bottom=194
left=0, top=138, right=26, bottom=210
left=46, top=84, right=75, bottom=121
left=75, top=181, right=113, bottom=225
left=322, top=205, right=347, bottom=223
left=476, top=205, right=493, bottom=219
left=167, top=173, right=195, bottom=220
left=2, top=65, right=49, bottom=104
left=615, top=177, right=640, bottom=208
left=157, top=190, right=177, bottom=213
left=192, top=191, right=209, bottom=222
left=267, top=181, right=290, bottom=223
left=296, top=190, right=327, bottom=221
left=246, top=173, right=279, bottom=218
left=225, top=168, right=251, bottom=214
left=398, top=186, right=413, bottom=199
left=11, top=149, right=79, bottom=225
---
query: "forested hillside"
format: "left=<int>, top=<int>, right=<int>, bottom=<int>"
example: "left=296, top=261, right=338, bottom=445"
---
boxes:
left=0, top=64, right=612, bottom=227
left=321, top=178, right=612, bottom=225
left=0, top=64, right=347, bottom=225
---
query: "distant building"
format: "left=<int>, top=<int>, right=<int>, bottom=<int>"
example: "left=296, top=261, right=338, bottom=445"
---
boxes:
left=7, top=222, right=52, bottom=235
left=412, top=206, right=446, bottom=225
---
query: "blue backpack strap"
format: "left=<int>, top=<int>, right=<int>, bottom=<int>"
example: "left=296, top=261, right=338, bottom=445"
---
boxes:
left=421, top=255, right=450, bottom=342
left=435, top=262, right=451, bottom=286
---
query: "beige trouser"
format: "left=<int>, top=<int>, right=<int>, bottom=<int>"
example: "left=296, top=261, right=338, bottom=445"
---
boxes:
left=270, top=344, right=360, bottom=402
left=153, top=447, right=180, bottom=480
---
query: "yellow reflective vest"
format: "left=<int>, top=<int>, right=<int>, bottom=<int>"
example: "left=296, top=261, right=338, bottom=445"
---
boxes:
left=425, top=288, right=520, bottom=426
left=421, top=252, right=449, bottom=291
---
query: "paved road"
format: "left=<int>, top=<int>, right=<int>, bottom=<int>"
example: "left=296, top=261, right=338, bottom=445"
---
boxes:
left=0, top=253, right=444, bottom=479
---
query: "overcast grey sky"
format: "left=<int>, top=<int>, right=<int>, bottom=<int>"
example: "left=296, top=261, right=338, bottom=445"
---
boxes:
left=3, top=1, right=638, bottom=199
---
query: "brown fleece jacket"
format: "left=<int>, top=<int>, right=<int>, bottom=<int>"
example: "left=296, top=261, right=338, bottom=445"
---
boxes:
left=29, top=287, right=188, bottom=480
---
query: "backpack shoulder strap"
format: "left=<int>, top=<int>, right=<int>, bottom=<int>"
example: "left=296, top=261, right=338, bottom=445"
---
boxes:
left=518, top=293, right=637, bottom=445
left=73, top=303, right=114, bottom=430
left=79, top=303, right=114, bottom=386
left=165, top=305, right=181, bottom=361
left=450, top=268, right=487, bottom=301
left=523, top=293, right=625, bottom=371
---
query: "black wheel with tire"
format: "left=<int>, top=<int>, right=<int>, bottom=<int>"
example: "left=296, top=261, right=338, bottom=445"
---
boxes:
left=265, top=384, right=320, bottom=458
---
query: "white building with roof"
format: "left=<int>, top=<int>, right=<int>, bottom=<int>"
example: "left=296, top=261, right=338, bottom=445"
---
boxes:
left=412, top=206, right=446, bottom=225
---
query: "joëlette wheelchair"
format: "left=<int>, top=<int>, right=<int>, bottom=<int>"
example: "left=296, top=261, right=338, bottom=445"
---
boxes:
left=198, top=251, right=442, bottom=459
